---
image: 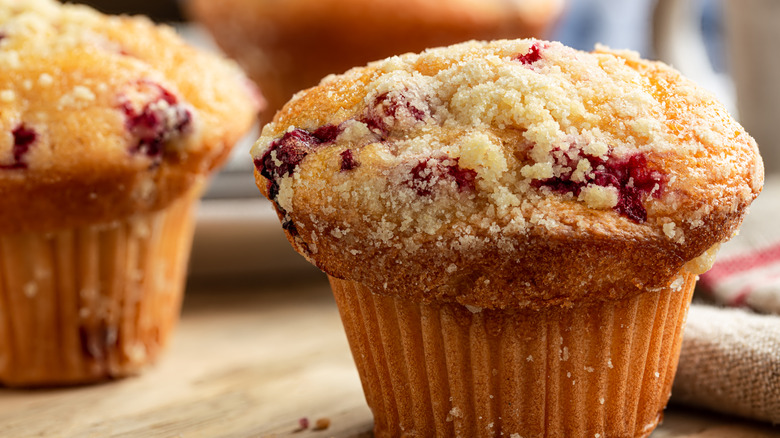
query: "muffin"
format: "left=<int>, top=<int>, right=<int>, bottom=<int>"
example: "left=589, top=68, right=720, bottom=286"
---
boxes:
left=0, top=0, right=260, bottom=386
left=187, top=0, right=564, bottom=123
left=251, top=39, right=762, bottom=437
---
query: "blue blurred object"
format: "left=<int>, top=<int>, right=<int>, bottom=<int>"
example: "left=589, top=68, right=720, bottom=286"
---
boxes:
left=553, top=0, right=655, bottom=56
left=700, top=0, right=727, bottom=73
left=553, top=0, right=725, bottom=72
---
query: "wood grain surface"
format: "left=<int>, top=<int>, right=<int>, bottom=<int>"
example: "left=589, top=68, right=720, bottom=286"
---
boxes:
left=0, top=274, right=778, bottom=437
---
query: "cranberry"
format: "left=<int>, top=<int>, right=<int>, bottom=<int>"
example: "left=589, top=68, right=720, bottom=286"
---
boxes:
left=12, top=125, right=36, bottom=158
left=312, top=124, right=341, bottom=143
left=1, top=124, right=36, bottom=169
left=258, top=129, right=315, bottom=181
left=624, top=155, right=660, bottom=191
left=616, top=186, right=647, bottom=222
left=264, top=177, right=279, bottom=200
left=120, top=81, right=192, bottom=160
left=534, top=151, right=664, bottom=223
left=515, top=43, right=543, bottom=65
left=257, top=125, right=341, bottom=182
left=407, top=157, right=477, bottom=196
left=360, top=91, right=427, bottom=137
left=540, top=177, right=583, bottom=196
left=447, top=163, right=478, bottom=192
left=590, top=171, right=620, bottom=189
left=601, top=154, right=663, bottom=222
left=281, top=218, right=299, bottom=235
left=340, top=149, right=359, bottom=171
left=255, top=125, right=343, bottom=237
left=379, top=92, right=425, bottom=121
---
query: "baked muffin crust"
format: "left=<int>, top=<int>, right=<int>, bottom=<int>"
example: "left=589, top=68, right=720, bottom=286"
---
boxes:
left=251, top=39, right=763, bottom=308
left=0, top=0, right=260, bottom=233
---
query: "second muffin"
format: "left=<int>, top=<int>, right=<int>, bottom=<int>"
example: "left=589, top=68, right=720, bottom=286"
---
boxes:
left=0, top=0, right=260, bottom=386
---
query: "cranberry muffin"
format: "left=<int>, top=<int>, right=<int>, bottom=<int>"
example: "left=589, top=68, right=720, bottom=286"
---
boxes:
left=0, top=0, right=260, bottom=386
left=188, top=0, right=564, bottom=123
left=251, top=39, right=762, bottom=437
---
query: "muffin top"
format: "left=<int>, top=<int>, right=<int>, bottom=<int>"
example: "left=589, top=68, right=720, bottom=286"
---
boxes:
left=0, top=0, right=260, bottom=233
left=251, top=39, right=763, bottom=309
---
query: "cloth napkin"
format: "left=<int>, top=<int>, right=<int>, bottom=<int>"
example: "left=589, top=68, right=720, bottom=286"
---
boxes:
left=672, top=304, right=780, bottom=423
left=671, top=177, right=780, bottom=424
left=697, top=177, right=780, bottom=314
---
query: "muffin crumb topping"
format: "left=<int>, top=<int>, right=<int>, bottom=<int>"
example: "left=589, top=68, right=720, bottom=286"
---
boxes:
left=0, top=0, right=259, bottom=233
left=251, top=38, right=762, bottom=307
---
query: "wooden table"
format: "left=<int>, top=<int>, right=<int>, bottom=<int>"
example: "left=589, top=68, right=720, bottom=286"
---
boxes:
left=1, top=273, right=778, bottom=437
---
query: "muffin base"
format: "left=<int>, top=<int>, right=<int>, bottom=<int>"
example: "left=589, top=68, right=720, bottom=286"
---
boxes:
left=329, top=273, right=696, bottom=438
left=0, top=184, right=202, bottom=387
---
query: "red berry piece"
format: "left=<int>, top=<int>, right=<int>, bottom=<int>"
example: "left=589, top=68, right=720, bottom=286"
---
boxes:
left=312, top=124, right=341, bottom=143
left=1, top=124, right=37, bottom=169
left=534, top=150, right=664, bottom=223
left=257, top=125, right=342, bottom=182
left=258, top=129, right=315, bottom=181
left=616, top=185, right=647, bottom=223
left=407, top=157, right=477, bottom=196
left=535, top=177, right=583, bottom=196
left=514, top=42, right=543, bottom=65
left=119, top=81, right=192, bottom=160
left=447, top=162, right=478, bottom=192
left=340, top=149, right=359, bottom=171
left=255, top=124, right=343, bottom=237
left=590, top=171, right=620, bottom=189
left=360, top=91, right=428, bottom=137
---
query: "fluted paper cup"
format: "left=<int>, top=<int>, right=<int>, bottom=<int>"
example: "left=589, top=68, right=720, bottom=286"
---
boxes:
left=0, top=184, right=202, bottom=387
left=329, top=273, right=696, bottom=438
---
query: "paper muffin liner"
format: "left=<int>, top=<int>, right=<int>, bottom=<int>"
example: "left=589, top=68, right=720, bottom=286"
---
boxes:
left=329, top=273, right=696, bottom=438
left=0, top=184, right=203, bottom=387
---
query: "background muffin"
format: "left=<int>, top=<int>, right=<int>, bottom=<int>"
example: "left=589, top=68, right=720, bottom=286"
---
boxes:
left=0, top=0, right=259, bottom=386
left=251, top=39, right=762, bottom=437
left=188, top=0, right=564, bottom=123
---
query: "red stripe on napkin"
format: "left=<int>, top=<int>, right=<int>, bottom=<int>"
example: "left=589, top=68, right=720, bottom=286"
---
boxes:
left=700, top=241, right=780, bottom=285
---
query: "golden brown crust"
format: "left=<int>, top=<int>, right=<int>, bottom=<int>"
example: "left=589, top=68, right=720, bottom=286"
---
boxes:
left=251, top=39, right=763, bottom=309
left=188, top=0, right=563, bottom=122
left=0, top=0, right=260, bottom=233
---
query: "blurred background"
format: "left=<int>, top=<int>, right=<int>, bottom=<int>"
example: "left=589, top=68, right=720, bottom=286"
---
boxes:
left=72, top=0, right=728, bottom=77
left=72, top=0, right=720, bottom=53
left=67, top=0, right=768, bottom=280
left=72, top=0, right=735, bottom=137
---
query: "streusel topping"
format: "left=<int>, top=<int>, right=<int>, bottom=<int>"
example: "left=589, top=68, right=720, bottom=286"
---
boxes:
left=252, top=39, right=762, bottom=308
left=0, top=0, right=260, bottom=232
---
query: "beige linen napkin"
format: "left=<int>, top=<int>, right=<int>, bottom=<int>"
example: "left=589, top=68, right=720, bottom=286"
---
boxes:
left=697, top=178, right=780, bottom=314
left=672, top=177, right=780, bottom=423
left=672, top=304, right=780, bottom=423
